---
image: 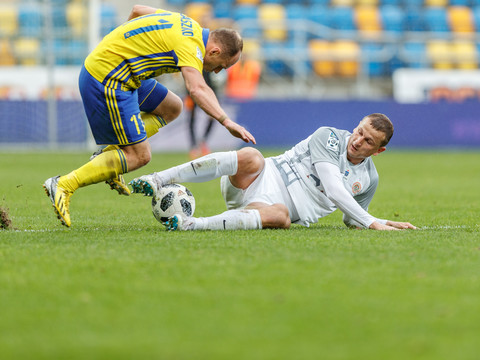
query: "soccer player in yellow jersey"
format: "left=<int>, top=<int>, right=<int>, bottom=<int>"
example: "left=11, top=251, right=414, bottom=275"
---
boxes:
left=43, top=4, right=255, bottom=227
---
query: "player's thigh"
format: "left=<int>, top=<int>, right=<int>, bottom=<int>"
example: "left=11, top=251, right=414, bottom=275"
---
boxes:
left=221, top=159, right=277, bottom=209
left=137, top=79, right=182, bottom=122
left=80, top=68, right=146, bottom=146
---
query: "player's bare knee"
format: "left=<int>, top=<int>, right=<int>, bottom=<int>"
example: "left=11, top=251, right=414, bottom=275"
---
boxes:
left=153, top=92, right=183, bottom=123
left=164, top=95, right=183, bottom=121
left=237, top=147, right=264, bottom=175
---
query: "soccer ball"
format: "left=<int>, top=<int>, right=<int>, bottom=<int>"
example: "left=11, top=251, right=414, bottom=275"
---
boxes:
left=151, top=184, right=195, bottom=224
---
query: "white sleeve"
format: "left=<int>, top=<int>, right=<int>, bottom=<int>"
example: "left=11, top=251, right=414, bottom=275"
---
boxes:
left=314, top=161, right=377, bottom=228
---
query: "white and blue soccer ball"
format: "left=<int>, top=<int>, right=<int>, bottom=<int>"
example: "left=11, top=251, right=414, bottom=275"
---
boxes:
left=152, top=184, right=195, bottom=224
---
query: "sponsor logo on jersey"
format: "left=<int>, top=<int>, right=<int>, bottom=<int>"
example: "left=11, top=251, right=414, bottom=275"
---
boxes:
left=352, top=181, right=362, bottom=194
left=344, top=170, right=350, bottom=177
left=326, top=131, right=339, bottom=152
left=196, top=47, right=204, bottom=62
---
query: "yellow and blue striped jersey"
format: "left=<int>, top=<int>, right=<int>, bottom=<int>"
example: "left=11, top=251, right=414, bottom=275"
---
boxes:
left=84, top=9, right=208, bottom=91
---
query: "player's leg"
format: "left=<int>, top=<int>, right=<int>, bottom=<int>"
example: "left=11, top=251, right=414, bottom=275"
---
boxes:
left=164, top=151, right=291, bottom=231
left=198, top=118, right=215, bottom=157
left=93, top=86, right=180, bottom=156
left=95, top=81, right=181, bottom=195
left=165, top=203, right=290, bottom=231
left=129, top=147, right=265, bottom=196
left=184, top=95, right=202, bottom=159
left=43, top=67, right=147, bottom=226
left=138, top=79, right=182, bottom=137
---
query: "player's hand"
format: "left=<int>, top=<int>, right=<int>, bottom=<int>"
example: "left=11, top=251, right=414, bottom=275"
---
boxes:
left=369, top=220, right=416, bottom=230
left=223, top=119, right=256, bottom=144
left=386, top=221, right=417, bottom=230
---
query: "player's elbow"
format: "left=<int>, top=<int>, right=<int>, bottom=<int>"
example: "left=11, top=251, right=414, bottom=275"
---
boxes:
left=129, top=5, right=153, bottom=20
left=187, top=86, right=205, bottom=102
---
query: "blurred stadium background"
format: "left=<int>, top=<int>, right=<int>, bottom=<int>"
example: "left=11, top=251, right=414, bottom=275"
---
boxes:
left=1, top=0, right=479, bottom=151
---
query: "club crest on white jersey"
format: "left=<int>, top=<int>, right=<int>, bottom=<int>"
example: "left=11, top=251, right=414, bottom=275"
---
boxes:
left=326, top=131, right=339, bottom=152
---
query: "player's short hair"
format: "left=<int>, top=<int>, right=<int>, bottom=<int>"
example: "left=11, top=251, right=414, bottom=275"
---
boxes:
left=364, top=113, right=394, bottom=147
left=211, top=28, right=243, bottom=58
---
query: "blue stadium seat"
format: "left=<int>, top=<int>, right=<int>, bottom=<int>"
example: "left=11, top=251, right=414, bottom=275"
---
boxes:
left=308, top=5, right=331, bottom=27
left=450, top=0, right=472, bottom=5
left=403, top=0, right=424, bottom=8
left=50, top=0, right=69, bottom=5
left=361, top=42, right=385, bottom=77
left=101, top=3, right=118, bottom=36
left=289, top=40, right=310, bottom=77
left=330, top=7, right=355, bottom=31
left=404, top=7, right=425, bottom=31
left=68, top=39, right=88, bottom=65
left=233, top=5, right=258, bottom=21
left=386, top=54, right=405, bottom=75
left=286, top=4, right=308, bottom=21
left=233, top=5, right=260, bottom=38
left=472, top=6, right=480, bottom=28
left=213, top=2, right=233, bottom=19
left=380, top=5, right=405, bottom=33
left=310, top=0, right=331, bottom=5
left=18, top=3, right=43, bottom=38
left=263, top=41, right=293, bottom=77
left=423, top=7, right=449, bottom=32
left=381, top=0, right=402, bottom=6
left=285, top=4, right=309, bottom=40
left=401, top=41, right=427, bottom=68
left=53, top=39, right=69, bottom=65
left=51, top=5, right=68, bottom=37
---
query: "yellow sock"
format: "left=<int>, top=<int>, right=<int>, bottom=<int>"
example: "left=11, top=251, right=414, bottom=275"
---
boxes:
left=141, top=113, right=167, bottom=138
left=58, top=149, right=128, bottom=192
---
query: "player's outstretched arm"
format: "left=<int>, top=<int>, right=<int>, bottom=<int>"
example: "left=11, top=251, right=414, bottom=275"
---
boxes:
left=181, top=66, right=256, bottom=144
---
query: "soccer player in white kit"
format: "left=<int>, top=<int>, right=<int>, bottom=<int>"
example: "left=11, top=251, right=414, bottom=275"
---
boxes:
left=130, top=113, right=416, bottom=231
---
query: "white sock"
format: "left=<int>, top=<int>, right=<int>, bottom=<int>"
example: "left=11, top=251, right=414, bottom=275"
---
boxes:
left=192, top=209, right=262, bottom=230
left=154, top=151, right=238, bottom=184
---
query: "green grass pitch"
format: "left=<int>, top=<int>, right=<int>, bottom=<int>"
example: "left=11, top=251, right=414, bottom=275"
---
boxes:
left=1, top=150, right=479, bottom=360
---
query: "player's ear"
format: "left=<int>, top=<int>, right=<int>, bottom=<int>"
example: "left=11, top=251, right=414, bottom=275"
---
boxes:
left=373, top=147, right=386, bottom=156
left=209, top=46, right=221, bottom=57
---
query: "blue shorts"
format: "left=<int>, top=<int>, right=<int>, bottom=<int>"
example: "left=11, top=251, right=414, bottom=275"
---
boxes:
left=79, top=65, right=168, bottom=145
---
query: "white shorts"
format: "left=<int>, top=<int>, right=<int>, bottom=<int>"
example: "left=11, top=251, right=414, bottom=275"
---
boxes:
left=220, top=158, right=300, bottom=221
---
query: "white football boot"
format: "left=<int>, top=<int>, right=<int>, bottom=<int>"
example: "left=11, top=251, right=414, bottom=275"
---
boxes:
left=129, top=174, right=162, bottom=196
left=164, top=213, right=195, bottom=231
